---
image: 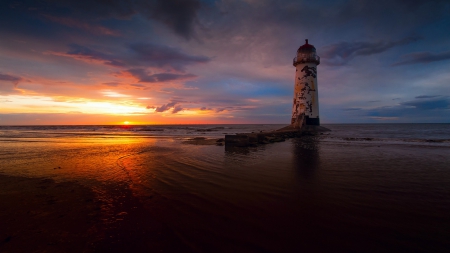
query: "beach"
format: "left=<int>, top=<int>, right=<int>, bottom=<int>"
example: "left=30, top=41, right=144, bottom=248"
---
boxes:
left=1, top=124, right=449, bottom=252
left=0, top=175, right=100, bottom=252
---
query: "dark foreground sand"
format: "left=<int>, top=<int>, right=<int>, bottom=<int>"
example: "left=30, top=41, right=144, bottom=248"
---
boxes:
left=0, top=175, right=101, bottom=252
left=0, top=175, right=191, bottom=253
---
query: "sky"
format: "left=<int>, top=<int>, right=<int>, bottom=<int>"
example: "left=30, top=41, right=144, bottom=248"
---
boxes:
left=0, top=0, right=449, bottom=125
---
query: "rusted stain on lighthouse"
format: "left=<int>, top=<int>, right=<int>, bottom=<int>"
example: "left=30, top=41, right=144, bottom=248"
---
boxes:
left=292, top=39, right=321, bottom=128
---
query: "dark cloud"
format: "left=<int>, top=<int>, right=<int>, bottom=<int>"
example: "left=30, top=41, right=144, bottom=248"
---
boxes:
left=0, top=0, right=128, bottom=40
left=368, top=100, right=380, bottom=103
left=0, top=73, right=23, bottom=85
left=172, top=105, right=184, bottom=114
left=415, top=95, right=439, bottom=99
left=400, top=97, right=449, bottom=110
left=59, top=44, right=124, bottom=67
left=319, top=0, right=450, bottom=37
left=321, top=36, right=422, bottom=66
left=343, top=107, right=362, bottom=111
left=50, top=43, right=209, bottom=84
left=155, top=101, right=177, bottom=112
left=142, top=73, right=196, bottom=83
left=42, top=15, right=120, bottom=36
left=139, top=0, right=201, bottom=40
left=126, top=69, right=196, bottom=83
left=151, top=100, right=184, bottom=113
left=368, top=116, right=399, bottom=121
left=351, top=96, right=450, bottom=122
left=393, top=51, right=450, bottom=66
left=2, top=0, right=202, bottom=40
left=128, top=43, right=210, bottom=71
left=21, top=0, right=137, bottom=20
left=54, top=43, right=209, bottom=72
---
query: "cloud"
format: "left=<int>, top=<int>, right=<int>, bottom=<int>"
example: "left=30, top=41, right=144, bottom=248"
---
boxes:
left=343, top=107, right=362, bottom=111
left=126, top=69, right=196, bottom=83
left=102, top=82, right=121, bottom=87
left=393, top=51, right=450, bottom=66
left=130, top=83, right=146, bottom=88
left=415, top=95, right=439, bottom=99
left=348, top=96, right=450, bottom=122
left=369, top=116, right=399, bottom=121
left=51, top=43, right=210, bottom=72
left=400, top=96, right=450, bottom=110
left=155, top=101, right=177, bottom=112
left=150, top=100, right=184, bottom=114
left=0, top=73, right=23, bottom=85
left=140, top=0, right=202, bottom=40
left=49, top=43, right=208, bottom=85
left=34, top=0, right=137, bottom=20
left=172, top=105, right=184, bottom=113
left=48, top=44, right=124, bottom=67
left=6, top=0, right=202, bottom=40
left=42, top=15, right=120, bottom=36
left=128, top=43, right=210, bottom=71
left=321, top=36, right=422, bottom=66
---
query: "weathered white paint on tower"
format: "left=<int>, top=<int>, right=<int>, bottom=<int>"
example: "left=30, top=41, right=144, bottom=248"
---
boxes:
left=292, top=39, right=320, bottom=127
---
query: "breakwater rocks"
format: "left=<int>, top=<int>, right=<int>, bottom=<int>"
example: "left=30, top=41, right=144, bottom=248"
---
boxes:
left=225, top=125, right=330, bottom=147
left=182, top=137, right=225, bottom=145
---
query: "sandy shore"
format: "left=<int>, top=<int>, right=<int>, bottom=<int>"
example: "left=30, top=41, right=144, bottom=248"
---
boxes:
left=0, top=174, right=191, bottom=252
left=0, top=174, right=101, bottom=252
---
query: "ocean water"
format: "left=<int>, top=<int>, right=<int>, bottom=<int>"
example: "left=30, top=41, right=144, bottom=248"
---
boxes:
left=0, top=124, right=449, bottom=252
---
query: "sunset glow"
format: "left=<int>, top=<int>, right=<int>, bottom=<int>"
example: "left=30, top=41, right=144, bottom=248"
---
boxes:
left=0, top=0, right=449, bottom=125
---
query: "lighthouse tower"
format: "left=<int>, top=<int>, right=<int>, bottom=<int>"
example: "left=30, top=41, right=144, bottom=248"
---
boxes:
left=292, top=39, right=321, bottom=128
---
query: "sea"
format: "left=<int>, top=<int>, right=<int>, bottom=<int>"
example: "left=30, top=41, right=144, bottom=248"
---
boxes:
left=0, top=124, right=449, bottom=252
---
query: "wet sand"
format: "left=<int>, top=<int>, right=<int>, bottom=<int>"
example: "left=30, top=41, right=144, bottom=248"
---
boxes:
left=0, top=175, right=193, bottom=253
left=0, top=175, right=100, bottom=252
left=1, top=124, right=450, bottom=252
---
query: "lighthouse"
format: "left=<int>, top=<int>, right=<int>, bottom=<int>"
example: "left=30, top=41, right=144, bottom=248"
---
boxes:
left=292, top=39, right=321, bottom=128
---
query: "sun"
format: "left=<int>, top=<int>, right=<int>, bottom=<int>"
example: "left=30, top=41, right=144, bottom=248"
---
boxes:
left=123, top=121, right=130, bottom=125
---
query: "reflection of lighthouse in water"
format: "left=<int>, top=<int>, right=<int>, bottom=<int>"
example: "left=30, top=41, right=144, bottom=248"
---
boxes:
left=292, top=39, right=320, bottom=127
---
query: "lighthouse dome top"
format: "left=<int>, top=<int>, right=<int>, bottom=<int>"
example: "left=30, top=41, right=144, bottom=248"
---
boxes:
left=293, top=39, right=320, bottom=66
left=297, top=39, right=316, bottom=53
